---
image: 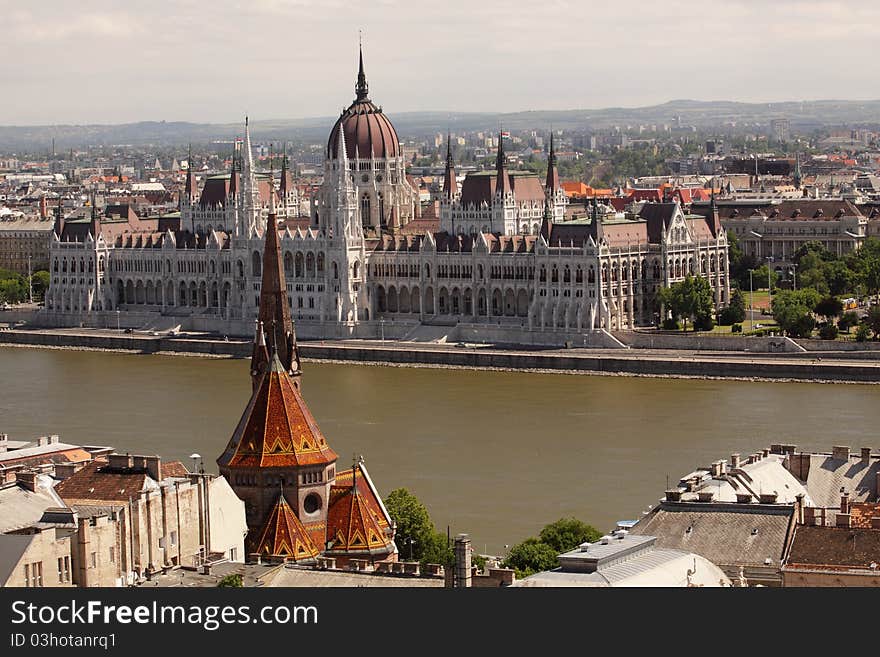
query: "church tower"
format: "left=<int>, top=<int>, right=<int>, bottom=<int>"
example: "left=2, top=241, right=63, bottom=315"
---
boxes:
left=218, top=193, right=395, bottom=564
left=250, top=181, right=301, bottom=390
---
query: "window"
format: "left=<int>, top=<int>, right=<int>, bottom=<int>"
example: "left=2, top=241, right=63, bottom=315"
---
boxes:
left=90, top=552, right=97, bottom=568
left=109, top=547, right=115, bottom=563
left=170, top=531, right=177, bottom=547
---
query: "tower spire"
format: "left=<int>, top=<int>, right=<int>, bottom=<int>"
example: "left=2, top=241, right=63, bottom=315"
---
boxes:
left=250, top=175, right=300, bottom=391
left=355, top=34, right=369, bottom=101
left=545, top=131, right=559, bottom=195
left=496, top=131, right=510, bottom=196
left=443, top=133, right=457, bottom=199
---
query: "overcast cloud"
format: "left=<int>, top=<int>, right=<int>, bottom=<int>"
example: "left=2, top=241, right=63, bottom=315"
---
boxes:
left=2, top=0, right=879, bottom=125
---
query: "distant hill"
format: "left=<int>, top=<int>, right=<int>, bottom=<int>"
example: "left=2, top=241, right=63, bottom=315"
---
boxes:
left=2, top=99, right=880, bottom=151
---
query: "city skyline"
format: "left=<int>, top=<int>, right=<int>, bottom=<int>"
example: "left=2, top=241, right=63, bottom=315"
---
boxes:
left=5, top=0, right=880, bottom=126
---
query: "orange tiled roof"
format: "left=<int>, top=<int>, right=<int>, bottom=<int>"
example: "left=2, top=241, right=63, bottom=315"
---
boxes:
left=219, top=355, right=338, bottom=469
left=251, top=493, right=320, bottom=561
left=55, top=459, right=148, bottom=504
left=850, top=502, right=880, bottom=529
left=325, top=464, right=394, bottom=556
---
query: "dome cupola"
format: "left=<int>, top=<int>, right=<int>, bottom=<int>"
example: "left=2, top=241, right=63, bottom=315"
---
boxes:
left=327, top=45, right=400, bottom=160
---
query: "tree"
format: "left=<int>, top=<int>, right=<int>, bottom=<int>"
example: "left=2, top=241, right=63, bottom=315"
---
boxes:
left=538, top=518, right=602, bottom=553
left=502, top=517, right=603, bottom=578
left=751, top=264, right=778, bottom=291
left=718, top=289, right=746, bottom=325
left=814, top=296, right=843, bottom=320
left=824, top=260, right=855, bottom=296
left=658, top=274, right=714, bottom=331
left=502, top=538, right=561, bottom=579
left=866, top=305, right=880, bottom=339
left=792, top=240, right=834, bottom=266
left=771, top=289, right=820, bottom=338
left=838, top=311, right=859, bottom=333
left=31, top=270, right=50, bottom=300
left=217, top=573, right=243, bottom=587
left=385, top=488, right=453, bottom=566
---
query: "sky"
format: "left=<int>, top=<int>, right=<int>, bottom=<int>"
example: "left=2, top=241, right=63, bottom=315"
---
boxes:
left=3, top=0, right=880, bottom=126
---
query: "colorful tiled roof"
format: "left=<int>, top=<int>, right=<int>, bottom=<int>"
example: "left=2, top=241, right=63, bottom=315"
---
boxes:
left=218, top=355, right=338, bottom=469
left=251, top=493, right=319, bottom=561
left=325, top=464, right=394, bottom=557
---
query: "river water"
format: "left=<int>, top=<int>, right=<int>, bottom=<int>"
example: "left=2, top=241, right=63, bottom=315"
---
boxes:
left=2, top=346, right=879, bottom=554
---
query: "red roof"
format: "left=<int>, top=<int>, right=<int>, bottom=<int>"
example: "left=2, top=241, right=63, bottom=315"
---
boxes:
left=218, top=356, right=338, bottom=469
left=251, top=493, right=320, bottom=561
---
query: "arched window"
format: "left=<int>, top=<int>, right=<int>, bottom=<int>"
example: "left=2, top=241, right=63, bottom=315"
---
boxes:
left=252, top=251, right=261, bottom=278
left=284, top=251, right=293, bottom=277
left=360, top=193, right=371, bottom=227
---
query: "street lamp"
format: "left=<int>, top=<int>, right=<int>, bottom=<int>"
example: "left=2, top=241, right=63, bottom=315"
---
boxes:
left=405, top=537, right=416, bottom=562
left=116, top=309, right=121, bottom=331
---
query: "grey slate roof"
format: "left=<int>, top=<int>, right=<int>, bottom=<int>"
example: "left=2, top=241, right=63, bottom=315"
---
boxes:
left=802, top=454, right=879, bottom=507
left=0, top=481, right=65, bottom=533
left=0, top=534, right=35, bottom=586
left=628, top=502, right=794, bottom=568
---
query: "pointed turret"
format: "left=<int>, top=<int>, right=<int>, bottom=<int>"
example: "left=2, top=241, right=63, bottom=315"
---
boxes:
left=184, top=144, right=194, bottom=201
left=545, top=132, right=559, bottom=195
left=240, top=117, right=262, bottom=233
left=793, top=152, right=802, bottom=190
left=280, top=144, right=289, bottom=209
left=228, top=145, right=239, bottom=198
left=250, top=175, right=300, bottom=390
left=442, top=134, right=456, bottom=199
left=355, top=39, right=369, bottom=101
left=496, top=132, right=511, bottom=196
left=251, top=492, right=320, bottom=561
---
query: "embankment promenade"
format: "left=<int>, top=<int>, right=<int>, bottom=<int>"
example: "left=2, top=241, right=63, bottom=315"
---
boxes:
left=2, top=327, right=880, bottom=384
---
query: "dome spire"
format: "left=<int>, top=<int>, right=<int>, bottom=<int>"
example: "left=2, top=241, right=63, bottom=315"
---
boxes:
left=356, top=33, right=369, bottom=101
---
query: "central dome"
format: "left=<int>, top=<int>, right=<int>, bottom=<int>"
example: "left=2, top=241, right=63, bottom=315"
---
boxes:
left=326, top=48, right=400, bottom=160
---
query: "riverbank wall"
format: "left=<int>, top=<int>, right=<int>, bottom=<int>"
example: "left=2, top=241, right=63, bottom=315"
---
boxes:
left=2, top=328, right=880, bottom=383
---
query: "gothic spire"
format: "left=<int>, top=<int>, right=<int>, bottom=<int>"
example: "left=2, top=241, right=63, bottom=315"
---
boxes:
left=355, top=37, right=369, bottom=102
left=443, top=133, right=456, bottom=199
left=184, top=143, right=194, bottom=200
left=250, top=177, right=300, bottom=391
left=496, top=131, right=511, bottom=196
left=793, top=151, right=802, bottom=190
left=545, top=131, right=559, bottom=195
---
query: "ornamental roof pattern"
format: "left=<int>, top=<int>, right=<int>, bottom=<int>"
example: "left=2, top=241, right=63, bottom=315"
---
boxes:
left=325, top=464, right=394, bottom=556
left=218, top=355, right=338, bottom=469
left=251, top=493, right=319, bottom=561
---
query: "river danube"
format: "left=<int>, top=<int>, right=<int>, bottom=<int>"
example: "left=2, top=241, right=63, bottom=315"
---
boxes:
left=2, top=346, right=879, bottom=554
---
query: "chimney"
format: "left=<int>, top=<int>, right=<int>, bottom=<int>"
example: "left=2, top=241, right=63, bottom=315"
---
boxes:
left=795, top=494, right=805, bottom=525
left=665, top=489, right=682, bottom=502
left=759, top=492, right=778, bottom=504
left=143, top=456, right=162, bottom=482
left=861, top=447, right=872, bottom=465
left=770, top=444, right=783, bottom=455
left=54, top=463, right=78, bottom=480
left=37, top=436, right=49, bottom=447
left=832, top=446, right=850, bottom=461
left=454, top=534, right=472, bottom=588
left=108, top=453, right=133, bottom=470
left=736, top=493, right=752, bottom=504
left=761, top=448, right=770, bottom=458
left=730, top=453, right=741, bottom=469
left=0, top=433, right=7, bottom=454
left=710, top=461, right=723, bottom=477
left=16, top=470, right=37, bottom=491
left=840, top=491, right=850, bottom=515
left=697, top=491, right=715, bottom=502
left=836, top=513, right=851, bottom=528
left=49, top=435, right=60, bottom=445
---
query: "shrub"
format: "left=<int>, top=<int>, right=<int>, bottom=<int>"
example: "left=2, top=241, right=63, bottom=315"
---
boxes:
left=856, top=324, right=871, bottom=342
left=718, top=305, right=745, bottom=326
left=731, top=323, right=742, bottom=333
left=838, top=311, right=859, bottom=333
left=818, top=323, right=839, bottom=340
left=662, top=318, right=679, bottom=330
left=693, top=313, right=715, bottom=331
